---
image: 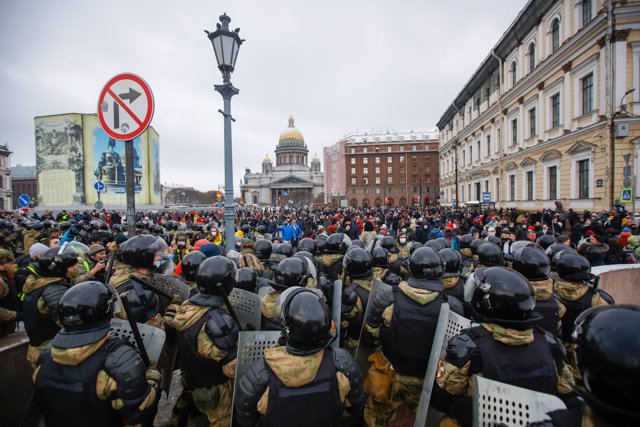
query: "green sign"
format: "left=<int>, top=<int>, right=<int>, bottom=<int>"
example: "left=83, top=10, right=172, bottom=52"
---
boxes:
left=621, top=188, right=633, bottom=203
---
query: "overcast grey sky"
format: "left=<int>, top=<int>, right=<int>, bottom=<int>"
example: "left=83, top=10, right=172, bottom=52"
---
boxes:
left=0, top=0, right=527, bottom=192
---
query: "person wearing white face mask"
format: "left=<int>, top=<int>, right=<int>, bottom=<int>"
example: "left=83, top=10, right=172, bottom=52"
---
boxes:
left=397, top=232, right=410, bottom=258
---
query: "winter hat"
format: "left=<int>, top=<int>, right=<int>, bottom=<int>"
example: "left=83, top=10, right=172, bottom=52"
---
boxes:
left=227, top=250, right=241, bottom=266
left=29, top=242, right=49, bottom=259
left=364, top=221, right=374, bottom=232
left=200, top=243, right=222, bottom=258
left=88, top=244, right=106, bottom=257
left=114, top=234, right=128, bottom=246
left=194, top=239, right=209, bottom=251
left=585, top=230, right=595, bottom=237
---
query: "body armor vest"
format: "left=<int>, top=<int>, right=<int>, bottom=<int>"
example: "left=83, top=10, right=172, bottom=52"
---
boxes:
left=177, top=308, right=228, bottom=390
left=320, top=259, right=342, bottom=282
left=346, top=285, right=370, bottom=341
left=534, top=296, right=561, bottom=337
left=443, top=277, right=464, bottom=301
left=262, top=348, right=343, bottom=427
left=380, top=287, right=445, bottom=377
left=35, top=338, right=125, bottom=427
left=558, top=287, right=596, bottom=342
left=23, top=282, right=68, bottom=346
left=466, top=326, right=557, bottom=394
left=0, top=277, right=17, bottom=312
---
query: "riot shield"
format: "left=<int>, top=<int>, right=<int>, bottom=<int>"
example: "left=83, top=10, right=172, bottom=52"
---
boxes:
left=413, top=305, right=472, bottom=427
left=109, top=318, right=166, bottom=365
left=231, top=331, right=281, bottom=425
left=331, top=279, right=342, bottom=349
left=354, top=277, right=390, bottom=377
left=229, top=288, right=262, bottom=331
left=148, top=273, right=191, bottom=303
left=473, top=375, right=566, bottom=426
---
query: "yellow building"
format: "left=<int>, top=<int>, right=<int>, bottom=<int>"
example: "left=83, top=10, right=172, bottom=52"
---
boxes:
left=437, top=0, right=640, bottom=213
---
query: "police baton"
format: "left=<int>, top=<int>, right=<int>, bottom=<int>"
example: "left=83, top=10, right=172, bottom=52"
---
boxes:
left=120, top=296, right=151, bottom=367
left=215, top=282, right=242, bottom=328
left=103, top=250, right=117, bottom=285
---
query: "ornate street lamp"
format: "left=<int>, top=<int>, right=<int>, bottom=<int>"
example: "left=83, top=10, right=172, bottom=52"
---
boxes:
left=206, top=13, right=244, bottom=251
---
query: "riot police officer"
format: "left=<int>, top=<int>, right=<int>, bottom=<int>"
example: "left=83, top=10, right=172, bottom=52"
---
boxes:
left=434, top=267, right=576, bottom=427
left=476, top=241, right=504, bottom=267
left=260, top=257, right=311, bottom=330
left=439, top=247, right=464, bottom=301
left=0, top=249, right=18, bottom=336
left=23, top=244, right=79, bottom=367
left=109, top=235, right=163, bottom=291
left=379, top=235, right=407, bottom=279
left=170, top=256, right=240, bottom=427
left=180, top=251, right=207, bottom=289
left=234, top=288, right=365, bottom=426
left=371, top=246, right=401, bottom=286
left=254, top=239, right=275, bottom=279
left=34, top=281, right=161, bottom=426
left=513, top=246, right=565, bottom=337
left=319, top=233, right=350, bottom=282
left=363, top=247, right=463, bottom=426
left=341, top=247, right=374, bottom=354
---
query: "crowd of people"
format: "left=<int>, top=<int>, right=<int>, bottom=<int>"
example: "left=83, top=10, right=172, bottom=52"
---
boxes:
left=0, top=204, right=638, bottom=427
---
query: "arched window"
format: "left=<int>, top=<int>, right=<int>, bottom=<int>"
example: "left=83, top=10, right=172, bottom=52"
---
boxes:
left=528, top=42, right=536, bottom=71
left=511, top=61, right=518, bottom=87
left=551, top=18, right=560, bottom=52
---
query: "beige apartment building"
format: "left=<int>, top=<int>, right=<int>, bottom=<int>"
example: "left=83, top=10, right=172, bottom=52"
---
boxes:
left=437, top=0, right=640, bottom=212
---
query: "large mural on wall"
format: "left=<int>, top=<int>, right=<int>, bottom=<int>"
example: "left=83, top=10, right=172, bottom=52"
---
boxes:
left=92, top=128, right=143, bottom=194
left=35, top=114, right=85, bottom=206
left=149, top=128, right=161, bottom=204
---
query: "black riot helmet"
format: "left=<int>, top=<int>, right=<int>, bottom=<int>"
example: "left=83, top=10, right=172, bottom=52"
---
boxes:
left=293, top=251, right=317, bottom=273
left=573, top=305, right=640, bottom=424
left=459, top=234, right=474, bottom=249
left=196, top=256, right=237, bottom=297
left=344, top=247, right=373, bottom=279
left=425, top=239, right=443, bottom=251
left=236, top=267, right=257, bottom=292
left=125, top=286, right=159, bottom=323
left=409, top=241, right=423, bottom=254
left=464, top=267, right=541, bottom=328
left=372, top=247, right=389, bottom=267
left=512, top=246, right=550, bottom=281
left=509, top=240, right=539, bottom=255
left=325, top=233, right=351, bottom=255
left=477, top=242, right=504, bottom=267
left=408, top=247, right=444, bottom=291
left=314, top=236, right=327, bottom=255
left=276, top=242, right=294, bottom=258
left=351, top=239, right=365, bottom=249
left=556, top=252, right=592, bottom=282
left=439, top=248, right=462, bottom=278
left=536, top=234, right=557, bottom=250
left=31, top=221, right=44, bottom=231
left=57, top=281, right=115, bottom=333
left=379, top=235, right=398, bottom=254
left=38, top=245, right=79, bottom=278
left=120, top=235, right=163, bottom=269
left=435, top=237, right=451, bottom=249
left=274, top=257, right=309, bottom=291
left=256, top=224, right=266, bottom=234
left=60, top=222, right=73, bottom=232
left=486, top=235, right=502, bottom=246
left=254, top=239, right=273, bottom=262
left=469, top=239, right=484, bottom=256
left=546, top=244, right=577, bottom=270
left=281, top=288, right=333, bottom=356
left=181, top=251, right=207, bottom=282
left=241, top=224, right=251, bottom=235
left=297, top=238, right=317, bottom=255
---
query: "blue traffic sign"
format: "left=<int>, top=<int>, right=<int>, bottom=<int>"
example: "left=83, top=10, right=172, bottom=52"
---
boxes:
left=482, top=192, right=491, bottom=203
left=94, top=181, right=105, bottom=192
left=18, top=194, right=30, bottom=208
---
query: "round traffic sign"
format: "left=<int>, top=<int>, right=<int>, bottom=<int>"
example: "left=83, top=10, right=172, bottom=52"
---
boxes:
left=18, top=194, right=31, bottom=208
left=97, top=73, right=154, bottom=141
left=94, top=181, right=106, bottom=192
left=95, top=201, right=104, bottom=210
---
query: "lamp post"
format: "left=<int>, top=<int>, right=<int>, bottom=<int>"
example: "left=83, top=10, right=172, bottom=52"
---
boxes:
left=206, top=13, right=244, bottom=252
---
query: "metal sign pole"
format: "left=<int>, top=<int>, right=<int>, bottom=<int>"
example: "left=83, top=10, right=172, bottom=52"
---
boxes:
left=125, top=139, right=136, bottom=237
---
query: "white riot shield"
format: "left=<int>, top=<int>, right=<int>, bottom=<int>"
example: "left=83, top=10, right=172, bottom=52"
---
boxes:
left=354, top=277, right=390, bottom=376
left=148, top=273, right=191, bottom=303
left=473, top=375, right=566, bottom=425
left=413, top=304, right=472, bottom=427
left=231, top=331, right=281, bottom=425
left=109, top=318, right=166, bottom=365
left=229, top=288, right=262, bottom=331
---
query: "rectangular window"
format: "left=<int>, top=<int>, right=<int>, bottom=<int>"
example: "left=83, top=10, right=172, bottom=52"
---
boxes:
left=363, top=167, right=368, bottom=174
left=364, top=177, right=369, bottom=185
left=412, top=145, right=417, bottom=151
left=399, top=146, right=404, bottom=152
left=583, top=0, right=592, bottom=25
left=486, top=135, right=491, bottom=156
left=351, top=178, right=356, bottom=185
left=509, top=175, right=516, bottom=201
left=375, top=167, right=380, bottom=174
left=495, top=177, right=500, bottom=202
left=375, top=157, right=380, bottom=164
left=582, top=73, right=594, bottom=114
left=400, top=156, right=405, bottom=163
left=387, top=166, right=392, bottom=173
left=387, top=156, right=392, bottom=163
left=469, top=146, right=473, bottom=163
left=387, top=146, right=392, bottom=152
left=548, top=166, right=558, bottom=200
left=387, top=176, right=393, bottom=184
left=578, top=159, right=590, bottom=199
left=375, top=177, right=380, bottom=184
left=350, top=158, right=356, bottom=165
left=351, top=167, right=355, bottom=174
left=552, top=94, right=560, bottom=128
left=511, top=119, right=518, bottom=146
left=529, top=108, right=536, bottom=138
left=363, top=147, right=368, bottom=153
left=412, top=156, right=417, bottom=163
left=376, top=188, right=381, bottom=194
left=526, top=171, right=534, bottom=201
left=363, top=157, right=368, bottom=164
left=350, top=148, right=355, bottom=153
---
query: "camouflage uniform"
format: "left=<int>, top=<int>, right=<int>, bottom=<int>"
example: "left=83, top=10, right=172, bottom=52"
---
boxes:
left=0, top=249, right=18, bottom=336
left=168, top=301, right=237, bottom=427
left=342, top=277, right=372, bottom=355
left=23, top=230, right=39, bottom=253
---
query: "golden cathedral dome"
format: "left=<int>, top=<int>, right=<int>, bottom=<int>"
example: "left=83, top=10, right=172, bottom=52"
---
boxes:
left=278, top=115, right=305, bottom=143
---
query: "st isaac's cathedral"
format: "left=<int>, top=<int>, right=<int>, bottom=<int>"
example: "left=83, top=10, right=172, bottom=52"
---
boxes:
left=240, top=116, right=324, bottom=206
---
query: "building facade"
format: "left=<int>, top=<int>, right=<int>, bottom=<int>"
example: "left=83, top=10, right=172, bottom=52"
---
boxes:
left=0, top=144, right=12, bottom=210
left=325, top=129, right=439, bottom=208
left=437, top=0, right=640, bottom=212
left=323, top=139, right=347, bottom=205
left=241, top=116, right=324, bottom=206
left=35, top=113, right=161, bottom=207
left=11, top=165, right=37, bottom=208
